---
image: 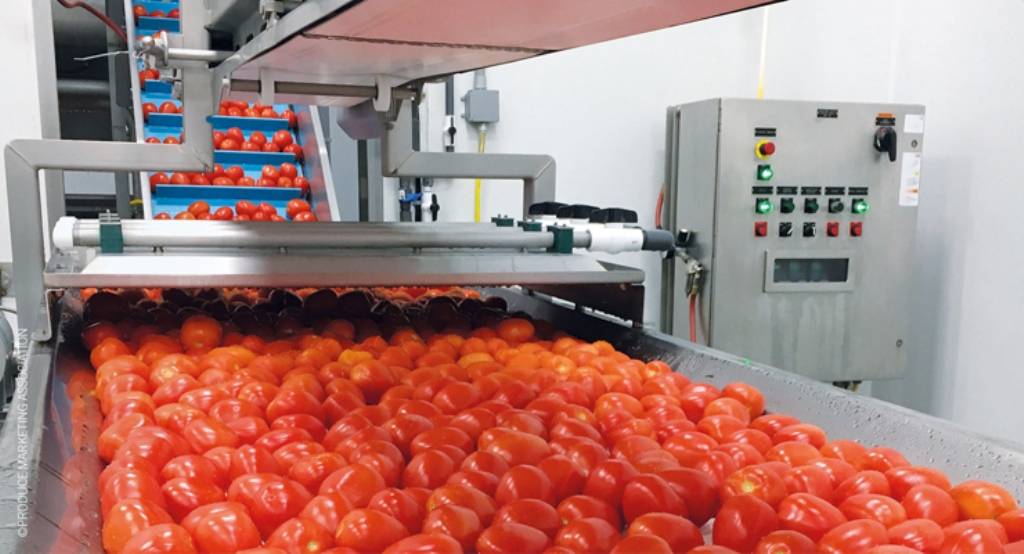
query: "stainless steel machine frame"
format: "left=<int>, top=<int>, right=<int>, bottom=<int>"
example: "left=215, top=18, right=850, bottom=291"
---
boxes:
left=662, top=99, right=925, bottom=382
left=2, top=288, right=1023, bottom=552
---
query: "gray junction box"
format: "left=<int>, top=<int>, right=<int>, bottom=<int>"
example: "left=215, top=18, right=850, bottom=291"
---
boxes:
left=661, top=98, right=925, bottom=382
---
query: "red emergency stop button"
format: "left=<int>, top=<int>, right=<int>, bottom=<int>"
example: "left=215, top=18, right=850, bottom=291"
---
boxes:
left=756, top=140, right=776, bottom=159
left=754, top=221, right=768, bottom=237
left=850, top=221, right=863, bottom=237
left=826, top=222, right=839, bottom=237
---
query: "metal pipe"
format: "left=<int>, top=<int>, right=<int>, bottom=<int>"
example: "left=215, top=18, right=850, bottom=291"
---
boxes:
left=168, top=47, right=233, bottom=63
left=68, top=220, right=564, bottom=249
left=57, top=78, right=110, bottom=97
left=230, top=79, right=418, bottom=101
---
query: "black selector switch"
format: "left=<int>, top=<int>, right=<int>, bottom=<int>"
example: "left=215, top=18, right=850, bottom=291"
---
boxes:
left=779, top=222, right=793, bottom=237
left=803, top=222, right=817, bottom=237
left=828, top=198, right=845, bottom=213
left=804, top=198, right=819, bottom=214
left=874, top=126, right=898, bottom=162
left=780, top=198, right=795, bottom=214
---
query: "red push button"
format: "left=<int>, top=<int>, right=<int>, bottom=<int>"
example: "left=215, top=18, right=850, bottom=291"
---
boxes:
left=850, top=222, right=863, bottom=237
left=756, top=140, right=776, bottom=159
left=826, top=222, right=840, bottom=237
left=754, top=221, right=768, bottom=237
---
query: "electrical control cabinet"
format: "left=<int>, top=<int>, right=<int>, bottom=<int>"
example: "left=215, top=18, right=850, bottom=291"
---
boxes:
left=661, top=98, right=925, bottom=381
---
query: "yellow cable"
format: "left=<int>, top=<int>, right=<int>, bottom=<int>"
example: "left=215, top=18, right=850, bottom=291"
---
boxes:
left=756, top=6, right=770, bottom=99
left=473, top=127, right=487, bottom=222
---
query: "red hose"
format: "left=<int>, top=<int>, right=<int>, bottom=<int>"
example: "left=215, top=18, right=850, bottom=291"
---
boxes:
left=655, top=187, right=664, bottom=229
left=688, top=294, right=697, bottom=343
left=56, top=0, right=128, bottom=43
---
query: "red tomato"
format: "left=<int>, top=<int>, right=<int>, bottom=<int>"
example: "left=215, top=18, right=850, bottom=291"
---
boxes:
left=101, top=468, right=167, bottom=516
left=161, top=477, right=225, bottom=520
left=162, top=453, right=227, bottom=488
left=225, top=127, right=244, bottom=142
left=422, top=504, right=483, bottom=551
left=621, top=473, right=687, bottom=523
left=495, top=464, right=555, bottom=505
left=722, top=382, right=766, bottom=417
left=999, top=509, right=1024, bottom=542
left=477, top=522, right=551, bottom=554
left=663, top=431, right=719, bottom=466
left=713, top=494, right=780, bottom=552
left=241, top=141, right=262, bottom=152
left=835, top=470, right=892, bottom=502
left=949, top=480, right=1019, bottom=520
left=902, top=483, right=959, bottom=526
left=319, top=463, right=386, bottom=508
left=121, top=523, right=196, bottom=554
left=282, top=109, right=298, bottom=128
left=159, top=101, right=178, bottom=114
left=219, top=138, right=241, bottom=151
left=293, top=176, right=311, bottom=194
left=941, top=520, right=1008, bottom=553
left=266, top=517, right=335, bottom=553
left=783, top=465, right=835, bottom=501
left=227, top=473, right=313, bottom=538
left=181, top=501, right=262, bottom=553
left=299, top=493, right=353, bottom=536
left=335, top=509, right=410, bottom=552
left=766, top=441, right=822, bottom=466
left=557, top=494, right=620, bottom=528
left=818, top=519, right=888, bottom=554
left=538, top=454, right=587, bottom=502
left=839, top=494, right=908, bottom=528
left=284, top=143, right=304, bottom=160
left=280, top=162, right=298, bottom=179
left=656, top=467, right=719, bottom=526
left=804, top=458, right=857, bottom=488
left=493, top=498, right=561, bottom=539
left=776, top=493, right=847, bottom=541
left=382, top=534, right=463, bottom=554
left=249, top=131, right=268, bottom=145
left=263, top=142, right=281, bottom=152
left=887, top=518, right=944, bottom=552
left=704, top=397, right=752, bottom=424
left=479, top=428, right=551, bottom=466
left=102, top=499, right=173, bottom=553
left=273, top=130, right=294, bottom=147
left=427, top=484, right=498, bottom=526
left=722, top=464, right=788, bottom=507
left=860, top=447, right=910, bottom=472
left=289, top=453, right=347, bottom=492
left=292, top=211, right=317, bottom=222
left=750, top=414, right=801, bottom=436
left=773, top=424, right=828, bottom=448
left=142, top=102, right=158, bottom=121
left=367, top=488, right=425, bottom=534
left=626, top=512, right=703, bottom=552
left=583, top=459, right=638, bottom=509
left=886, top=466, right=951, bottom=499
left=287, top=198, right=312, bottom=219
left=555, top=517, right=620, bottom=552
left=754, top=530, right=817, bottom=554
left=404, top=449, right=456, bottom=488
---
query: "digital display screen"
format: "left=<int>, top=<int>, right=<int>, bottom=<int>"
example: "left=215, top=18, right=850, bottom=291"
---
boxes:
left=773, top=258, right=849, bottom=283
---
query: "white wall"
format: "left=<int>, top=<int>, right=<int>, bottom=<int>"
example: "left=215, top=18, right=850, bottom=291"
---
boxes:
left=417, top=0, right=1024, bottom=442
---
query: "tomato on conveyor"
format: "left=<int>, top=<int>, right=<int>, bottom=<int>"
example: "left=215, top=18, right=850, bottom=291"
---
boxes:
left=81, top=287, right=1022, bottom=553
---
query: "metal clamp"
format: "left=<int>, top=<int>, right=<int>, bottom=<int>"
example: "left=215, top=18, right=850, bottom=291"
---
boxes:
left=98, top=212, right=124, bottom=254
left=548, top=226, right=574, bottom=253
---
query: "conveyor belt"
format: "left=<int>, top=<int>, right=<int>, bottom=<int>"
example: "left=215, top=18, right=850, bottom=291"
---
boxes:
left=125, top=1, right=339, bottom=221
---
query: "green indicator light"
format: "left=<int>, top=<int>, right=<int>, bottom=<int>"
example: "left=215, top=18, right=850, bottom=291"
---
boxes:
left=852, top=199, right=870, bottom=214
left=756, top=164, right=774, bottom=181
left=755, top=198, right=774, bottom=214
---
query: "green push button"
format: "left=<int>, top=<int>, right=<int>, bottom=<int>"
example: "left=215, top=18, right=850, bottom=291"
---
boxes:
left=852, top=198, right=870, bottom=215
left=756, top=164, right=774, bottom=181
left=755, top=198, right=774, bottom=215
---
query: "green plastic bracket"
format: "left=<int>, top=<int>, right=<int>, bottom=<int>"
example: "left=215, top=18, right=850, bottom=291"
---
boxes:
left=98, top=212, right=124, bottom=254
left=548, top=225, right=574, bottom=253
left=491, top=215, right=514, bottom=227
left=518, top=220, right=543, bottom=232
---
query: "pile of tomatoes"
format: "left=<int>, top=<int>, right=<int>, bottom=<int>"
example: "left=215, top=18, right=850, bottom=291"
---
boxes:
left=133, top=5, right=180, bottom=19
left=87, top=288, right=1023, bottom=553
left=155, top=198, right=316, bottom=222
left=213, top=128, right=304, bottom=159
left=218, top=101, right=301, bottom=128
left=149, top=163, right=309, bottom=191
left=142, top=101, right=182, bottom=120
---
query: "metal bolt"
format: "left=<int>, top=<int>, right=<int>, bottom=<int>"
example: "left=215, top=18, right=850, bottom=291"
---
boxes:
left=896, top=339, right=903, bottom=347
left=910, top=140, right=919, bottom=148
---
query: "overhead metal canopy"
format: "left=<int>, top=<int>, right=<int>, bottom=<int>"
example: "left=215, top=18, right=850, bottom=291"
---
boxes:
left=215, top=0, right=780, bottom=105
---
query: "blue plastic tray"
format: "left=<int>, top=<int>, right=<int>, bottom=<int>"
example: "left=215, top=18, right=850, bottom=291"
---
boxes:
left=214, top=151, right=298, bottom=166
left=210, top=115, right=291, bottom=132
left=145, top=113, right=182, bottom=128
left=137, top=17, right=180, bottom=33
left=141, top=80, right=173, bottom=95
left=152, top=185, right=302, bottom=218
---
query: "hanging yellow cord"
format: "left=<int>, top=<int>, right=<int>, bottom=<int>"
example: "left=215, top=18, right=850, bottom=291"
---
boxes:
left=756, top=6, right=770, bottom=99
left=473, top=126, right=487, bottom=222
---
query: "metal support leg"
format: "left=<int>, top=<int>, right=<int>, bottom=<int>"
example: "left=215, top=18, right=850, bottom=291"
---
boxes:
left=383, top=101, right=556, bottom=218
left=4, top=140, right=204, bottom=338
